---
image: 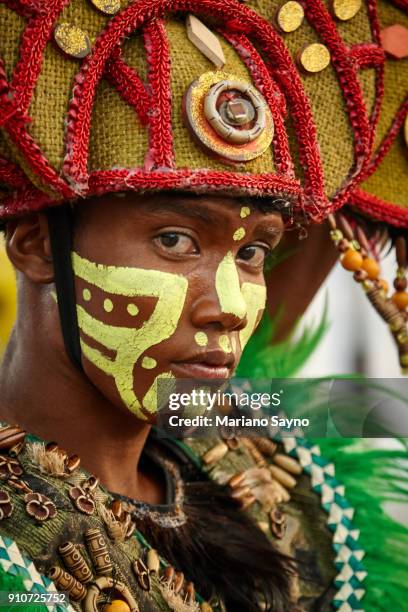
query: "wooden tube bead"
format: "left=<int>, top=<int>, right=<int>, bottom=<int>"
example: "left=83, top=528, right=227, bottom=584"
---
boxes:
left=85, top=528, right=112, bottom=576
left=272, top=453, right=302, bottom=475
left=48, top=566, right=86, bottom=601
left=0, top=426, right=26, bottom=451
left=269, top=465, right=297, bottom=489
left=58, top=542, right=93, bottom=584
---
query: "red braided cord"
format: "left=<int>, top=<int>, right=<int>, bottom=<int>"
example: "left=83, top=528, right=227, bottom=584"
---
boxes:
left=302, top=0, right=377, bottom=211
left=0, top=157, right=31, bottom=188
left=11, top=0, right=69, bottom=113
left=220, top=30, right=295, bottom=178
left=350, top=187, right=408, bottom=227
left=105, top=47, right=150, bottom=126
left=88, top=168, right=302, bottom=200
left=143, top=18, right=175, bottom=170
left=365, top=97, right=408, bottom=178
left=388, top=0, right=408, bottom=9
left=0, top=185, right=52, bottom=216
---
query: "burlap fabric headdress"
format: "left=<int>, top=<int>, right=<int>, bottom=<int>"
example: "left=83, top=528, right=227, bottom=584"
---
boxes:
left=0, top=0, right=386, bottom=221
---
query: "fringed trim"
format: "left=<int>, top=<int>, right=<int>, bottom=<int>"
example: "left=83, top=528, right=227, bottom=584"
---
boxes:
left=281, top=436, right=367, bottom=611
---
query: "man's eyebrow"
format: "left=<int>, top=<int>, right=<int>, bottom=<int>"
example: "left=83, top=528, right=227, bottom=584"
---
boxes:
left=253, top=223, right=284, bottom=242
left=141, top=198, right=221, bottom=224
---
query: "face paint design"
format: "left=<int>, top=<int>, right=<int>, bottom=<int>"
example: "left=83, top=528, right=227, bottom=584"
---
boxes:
left=240, top=206, right=251, bottom=219
left=214, top=251, right=266, bottom=353
left=195, top=331, right=208, bottom=347
left=215, top=252, right=247, bottom=319
left=72, top=252, right=188, bottom=420
left=239, top=282, right=267, bottom=350
left=219, top=334, right=232, bottom=353
left=233, top=227, right=246, bottom=241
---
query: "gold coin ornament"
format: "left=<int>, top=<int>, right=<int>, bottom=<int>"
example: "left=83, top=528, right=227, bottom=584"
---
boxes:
left=89, top=0, right=121, bottom=15
left=404, top=115, right=408, bottom=148
left=299, top=43, right=331, bottom=73
left=54, top=23, right=92, bottom=59
left=184, top=71, right=274, bottom=163
left=332, top=0, right=362, bottom=21
left=276, top=1, right=305, bottom=33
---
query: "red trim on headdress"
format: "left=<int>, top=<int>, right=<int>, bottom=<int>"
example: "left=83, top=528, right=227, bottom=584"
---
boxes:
left=88, top=168, right=302, bottom=202
left=105, top=47, right=150, bottom=126
left=350, top=188, right=408, bottom=227
left=143, top=18, right=175, bottom=171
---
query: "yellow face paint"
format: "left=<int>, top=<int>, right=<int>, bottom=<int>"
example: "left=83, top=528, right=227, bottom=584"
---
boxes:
left=127, top=303, right=139, bottom=316
left=142, top=373, right=176, bottom=415
left=240, top=206, right=251, bottom=219
left=239, top=282, right=267, bottom=350
left=195, top=331, right=208, bottom=347
left=103, top=298, right=113, bottom=312
left=141, top=356, right=157, bottom=370
left=215, top=252, right=247, bottom=319
left=219, top=334, right=232, bottom=353
left=233, top=227, right=246, bottom=241
left=72, top=252, right=188, bottom=420
left=83, top=288, right=91, bottom=301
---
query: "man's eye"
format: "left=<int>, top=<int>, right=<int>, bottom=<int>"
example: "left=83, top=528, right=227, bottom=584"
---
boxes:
left=155, top=232, right=198, bottom=254
left=238, top=244, right=269, bottom=267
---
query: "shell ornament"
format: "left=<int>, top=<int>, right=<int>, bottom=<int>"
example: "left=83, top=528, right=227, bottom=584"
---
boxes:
left=184, top=71, right=274, bottom=163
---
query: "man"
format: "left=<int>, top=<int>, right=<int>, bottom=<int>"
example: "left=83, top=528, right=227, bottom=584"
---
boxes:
left=0, top=1, right=406, bottom=610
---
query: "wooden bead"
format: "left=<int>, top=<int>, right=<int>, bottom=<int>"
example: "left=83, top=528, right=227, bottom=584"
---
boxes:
left=185, top=582, right=196, bottom=604
left=203, top=442, right=228, bottom=464
left=273, top=453, right=302, bottom=475
left=0, top=426, right=26, bottom=452
left=353, top=269, right=368, bottom=283
left=378, top=279, right=389, bottom=294
left=103, top=601, right=131, bottom=612
left=392, top=291, right=408, bottom=311
left=173, top=571, right=184, bottom=594
left=362, top=257, right=380, bottom=280
left=201, top=604, right=213, bottom=612
left=337, top=238, right=349, bottom=253
left=228, top=472, right=246, bottom=489
left=394, top=277, right=407, bottom=291
left=147, top=549, right=160, bottom=573
left=341, top=249, right=363, bottom=271
left=161, top=566, right=174, bottom=584
left=269, top=465, right=297, bottom=489
left=186, top=14, right=225, bottom=69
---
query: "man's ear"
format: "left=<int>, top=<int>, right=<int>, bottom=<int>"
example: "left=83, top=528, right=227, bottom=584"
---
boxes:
left=5, top=213, right=54, bottom=283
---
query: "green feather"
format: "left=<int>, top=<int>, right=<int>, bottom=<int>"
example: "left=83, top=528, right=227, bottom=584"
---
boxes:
left=236, top=300, right=329, bottom=378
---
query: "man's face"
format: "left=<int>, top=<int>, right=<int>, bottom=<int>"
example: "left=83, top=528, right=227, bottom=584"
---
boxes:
left=71, top=193, right=284, bottom=421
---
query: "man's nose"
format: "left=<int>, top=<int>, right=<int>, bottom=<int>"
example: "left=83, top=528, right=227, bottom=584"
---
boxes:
left=190, top=252, right=248, bottom=331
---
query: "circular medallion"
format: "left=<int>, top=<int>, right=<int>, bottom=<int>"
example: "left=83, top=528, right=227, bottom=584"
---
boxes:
left=184, top=71, right=274, bottom=163
left=299, top=43, right=331, bottom=73
left=332, top=0, right=362, bottom=21
left=54, top=23, right=91, bottom=59
left=276, top=1, right=305, bottom=33
left=89, top=0, right=121, bottom=15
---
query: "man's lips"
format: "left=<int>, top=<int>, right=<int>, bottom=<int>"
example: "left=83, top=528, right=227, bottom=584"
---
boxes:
left=171, top=348, right=235, bottom=379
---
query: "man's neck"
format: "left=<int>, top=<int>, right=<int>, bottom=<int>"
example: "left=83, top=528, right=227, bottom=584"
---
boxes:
left=0, top=329, right=164, bottom=504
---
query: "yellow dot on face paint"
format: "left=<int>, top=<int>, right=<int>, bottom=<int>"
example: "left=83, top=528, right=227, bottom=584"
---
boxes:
left=240, top=206, right=251, bottom=219
left=195, top=331, right=208, bottom=347
left=103, top=298, right=113, bottom=312
left=83, top=288, right=91, bottom=302
left=127, top=303, right=139, bottom=316
left=219, top=335, right=232, bottom=353
left=233, top=227, right=246, bottom=241
left=142, top=356, right=157, bottom=369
